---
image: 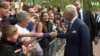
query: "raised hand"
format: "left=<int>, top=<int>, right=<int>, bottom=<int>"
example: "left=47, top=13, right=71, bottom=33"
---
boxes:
left=94, top=36, right=99, bottom=45
left=27, top=47, right=37, bottom=53
left=22, top=45, right=28, bottom=55
left=0, top=32, right=2, bottom=38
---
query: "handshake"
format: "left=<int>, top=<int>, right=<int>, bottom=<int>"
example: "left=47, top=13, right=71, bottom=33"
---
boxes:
left=49, top=31, right=58, bottom=38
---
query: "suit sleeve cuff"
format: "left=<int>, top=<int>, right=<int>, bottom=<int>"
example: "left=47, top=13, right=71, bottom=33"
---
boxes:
left=42, top=33, right=50, bottom=39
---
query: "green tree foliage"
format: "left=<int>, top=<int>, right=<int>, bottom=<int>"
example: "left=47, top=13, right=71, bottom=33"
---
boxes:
left=25, top=0, right=100, bottom=11
left=34, top=0, right=73, bottom=10
left=83, top=0, right=100, bottom=10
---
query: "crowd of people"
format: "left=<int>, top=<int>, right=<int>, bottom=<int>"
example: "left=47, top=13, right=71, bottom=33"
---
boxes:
left=0, top=0, right=99, bottom=56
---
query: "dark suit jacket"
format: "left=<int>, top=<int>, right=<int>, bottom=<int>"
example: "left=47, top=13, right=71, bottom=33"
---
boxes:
left=83, top=10, right=98, bottom=41
left=57, top=18, right=90, bottom=56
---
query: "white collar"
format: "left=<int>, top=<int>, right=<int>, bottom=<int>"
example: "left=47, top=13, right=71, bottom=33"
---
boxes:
left=79, top=8, right=83, bottom=20
left=70, top=16, right=77, bottom=24
left=79, top=8, right=83, bottom=13
left=67, top=16, right=77, bottom=30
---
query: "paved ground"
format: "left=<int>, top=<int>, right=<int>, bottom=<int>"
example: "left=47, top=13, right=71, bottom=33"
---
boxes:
left=93, top=39, right=100, bottom=56
left=58, top=39, right=100, bottom=56
left=57, top=49, right=64, bottom=56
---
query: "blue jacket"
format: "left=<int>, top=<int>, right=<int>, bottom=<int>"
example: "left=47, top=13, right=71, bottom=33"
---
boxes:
left=57, top=18, right=90, bottom=56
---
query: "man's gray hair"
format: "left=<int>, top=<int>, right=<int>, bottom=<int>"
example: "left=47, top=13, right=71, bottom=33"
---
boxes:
left=64, top=4, right=77, bottom=17
left=16, top=11, right=30, bottom=22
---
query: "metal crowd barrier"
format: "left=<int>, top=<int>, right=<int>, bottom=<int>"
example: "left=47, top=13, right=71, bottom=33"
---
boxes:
left=15, top=38, right=66, bottom=56
left=48, top=38, right=66, bottom=56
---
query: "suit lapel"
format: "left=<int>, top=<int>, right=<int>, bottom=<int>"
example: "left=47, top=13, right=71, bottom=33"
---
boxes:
left=66, top=19, right=78, bottom=37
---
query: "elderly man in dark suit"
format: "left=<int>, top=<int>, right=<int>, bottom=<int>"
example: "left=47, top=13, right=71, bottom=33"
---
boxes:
left=53, top=4, right=90, bottom=56
left=73, top=0, right=99, bottom=56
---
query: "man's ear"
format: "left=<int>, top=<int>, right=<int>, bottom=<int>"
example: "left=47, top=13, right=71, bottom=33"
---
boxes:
left=0, top=32, right=2, bottom=38
left=7, top=37, right=11, bottom=41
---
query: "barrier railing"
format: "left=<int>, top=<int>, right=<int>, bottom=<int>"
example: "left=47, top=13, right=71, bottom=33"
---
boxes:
left=15, top=38, right=66, bottom=56
left=49, top=38, right=66, bottom=56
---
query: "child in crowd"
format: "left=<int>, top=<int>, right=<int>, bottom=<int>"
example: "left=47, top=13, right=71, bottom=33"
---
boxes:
left=0, top=25, right=28, bottom=56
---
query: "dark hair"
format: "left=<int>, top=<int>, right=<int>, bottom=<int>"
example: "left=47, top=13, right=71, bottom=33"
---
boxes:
left=47, top=8, right=54, bottom=12
left=55, top=12, right=61, bottom=16
left=23, top=4, right=29, bottom=12
left=23, top=4, right=34, bottom=12
left=0, top=1, right=9, bottom=9
left=1, top=25, right=17, bottom=41
left=40, top=11, right=48, bottom=22
left=56, top=6, right=60, bottom=12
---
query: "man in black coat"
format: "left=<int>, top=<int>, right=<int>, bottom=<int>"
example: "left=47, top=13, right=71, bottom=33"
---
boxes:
left=73, top=0, right=99, bottom=56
